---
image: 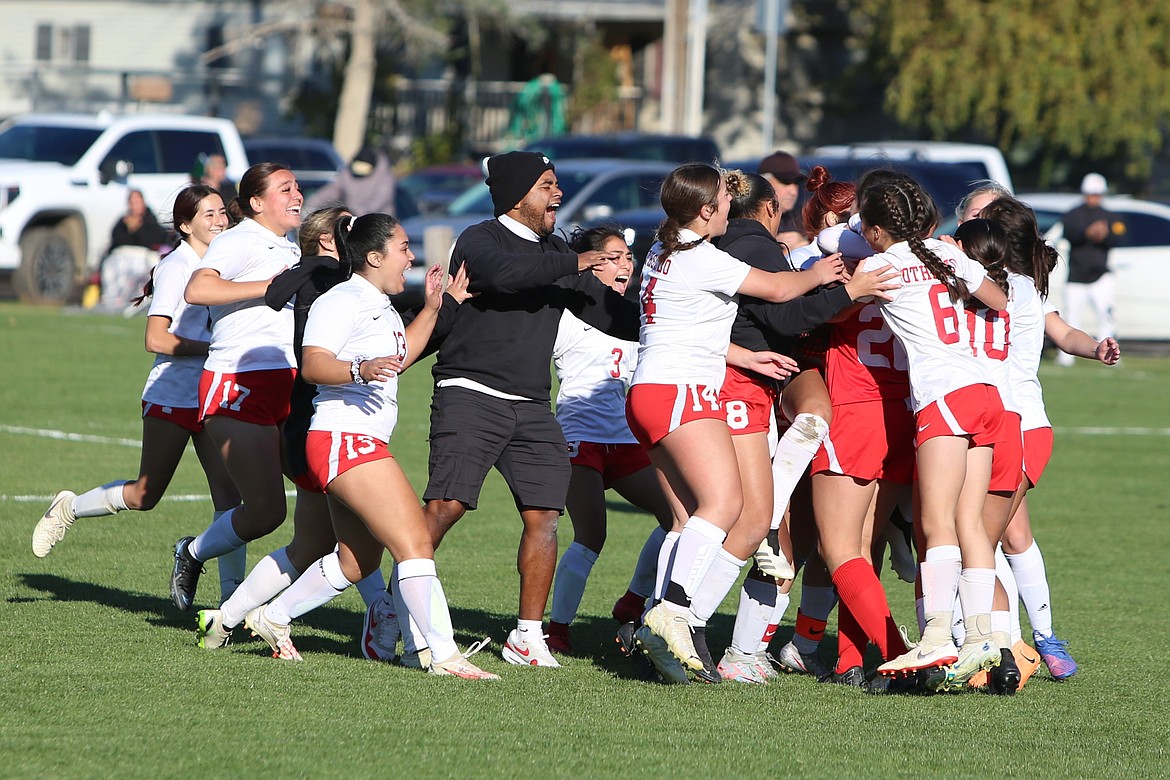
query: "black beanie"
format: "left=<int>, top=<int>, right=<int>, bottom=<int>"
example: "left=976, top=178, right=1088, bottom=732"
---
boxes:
left=486, top=151, right=555, bottom=217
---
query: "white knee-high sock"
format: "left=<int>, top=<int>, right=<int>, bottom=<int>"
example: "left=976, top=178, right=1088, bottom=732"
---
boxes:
left=663, top=516, right=726, bottom=612
left=1005, top=541, right=1054, bottom=638
left=390, top=563, right=427, bottom=653
left=265, top=551, right=354, bottom=625
left=730, top=576, right=775, bottom=655
left=396, top=558, right=458, bottom=662
left=958, top=568, right=995, bottom=644
left=630, top=526, right=668, bottom=597
left=770, top=414, right=829, bottom=527
left=220, top=546, right=300, bottom=628
left=550, top=542, right=598, bottom=625
left=994, top=545, right=1022, bottom=644
left=216, top=508, right=247, bottom=602
left=760, top=588, right=792, bottom=653
left=919, top=545, right=961, bottom=646
left=355, top=569, right=387, bottom=608
left=654, top=530, right=681, bottom=602
left=189, top=506, right=245, bottom=562
left=689, top=547, right=748, bottom=625
left=71, top=481, right=131, bottom=518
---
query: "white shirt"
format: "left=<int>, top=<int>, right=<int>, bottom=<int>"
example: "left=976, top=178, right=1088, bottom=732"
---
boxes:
left=304, top=274, right=407, bottom=443
left=1006, top=273, right=1051, bottom=430
left=553, top=310, right=638, bottom=443
left=141, top=241, right=210, bottom=408
left=196, top=219, right=299, bottom=373
left=631, top=229, right=751, bottom=388
left=861, top=239, right=994, bottom=412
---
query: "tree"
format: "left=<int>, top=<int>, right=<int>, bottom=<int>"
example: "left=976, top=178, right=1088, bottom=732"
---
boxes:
left=856, top=0, right=1170, bottom=183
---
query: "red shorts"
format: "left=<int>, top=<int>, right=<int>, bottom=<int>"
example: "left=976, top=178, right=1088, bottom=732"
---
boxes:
left=914, top=384, right=1006, bottom=448
left=989, top=411, right=1024, bottom=492
left=199, top=368, right=295, bottom=426
left=1022, top=426, right=1054, bottom=488
left=811, top=398, right=915, bottom=483
left=626, top=383, right=724, bottom=449
left=141, top=401, right=201, bottom=434
left=290, top=470, right=326, bottom=494
left=568, top=441, right=651, bottom=487
left=720, top=366, right=777, bottom=436
left=305, top=430, right=393, bottom=489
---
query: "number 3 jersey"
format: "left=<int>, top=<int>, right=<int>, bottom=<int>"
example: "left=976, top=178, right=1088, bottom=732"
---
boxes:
left=860, top=239, right=997, bottom=413
left=303, top=274, right=408, bottom=443
left=631, top=229, right=752, bottom=390
left=553, top=310, right=639, bottom=444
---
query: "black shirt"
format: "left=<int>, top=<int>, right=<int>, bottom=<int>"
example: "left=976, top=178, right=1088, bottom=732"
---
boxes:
left=1063, top=203, right=1122, bottom=284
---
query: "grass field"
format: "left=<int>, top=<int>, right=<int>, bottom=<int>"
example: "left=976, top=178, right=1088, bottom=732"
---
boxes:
left=1, top=302, right=1168, bottom=779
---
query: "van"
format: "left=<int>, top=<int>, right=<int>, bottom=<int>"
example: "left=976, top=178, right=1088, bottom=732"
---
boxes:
left=813, top=141, right=1014, bottom=194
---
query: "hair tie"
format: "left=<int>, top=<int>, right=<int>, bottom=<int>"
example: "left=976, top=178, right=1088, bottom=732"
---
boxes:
left=345, top=215, right=357, bottom=234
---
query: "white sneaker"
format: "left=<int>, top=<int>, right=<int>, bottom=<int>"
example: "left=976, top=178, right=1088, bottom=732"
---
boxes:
left=196, top=609, right=233, bottom=650
left=877, top=640, right=959, bottom=677
left=750, top=649, right=781, bottom=680
left=360, top=593, right=399, bottom=662
left=429, top=638, right=500, bottom=680
left=717, top=649, right=767, bottom=684
left=244, top=605, right=303, bottom=662
left=642, top=603, right=702, bottom=672
left=501, top=628, right=562, bottom=667
left=753, top=531, right=795, bottom=580
left=941, top=639, right=1001, bottom=690
left=33, top=490, right=76, bottom=558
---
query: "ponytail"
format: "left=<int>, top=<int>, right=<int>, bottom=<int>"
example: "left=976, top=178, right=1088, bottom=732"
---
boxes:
left=334, top=213, right=399, bottom=278
left=953, top=218, right=1010, bottom=295
left=978, top=195, right=1054, bottom=299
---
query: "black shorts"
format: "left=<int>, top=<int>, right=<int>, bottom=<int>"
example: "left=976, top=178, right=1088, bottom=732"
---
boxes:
left=424, top=386, right=570, bottom=512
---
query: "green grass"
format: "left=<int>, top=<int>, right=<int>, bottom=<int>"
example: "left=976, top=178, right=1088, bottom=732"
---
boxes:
left=1, top=302, right=1169, bottom=778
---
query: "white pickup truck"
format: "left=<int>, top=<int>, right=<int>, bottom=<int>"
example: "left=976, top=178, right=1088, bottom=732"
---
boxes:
left=0, top=112, right=248, bottom=303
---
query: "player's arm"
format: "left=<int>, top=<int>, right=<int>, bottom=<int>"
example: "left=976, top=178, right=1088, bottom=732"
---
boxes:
left=1044, top=310, right=1121, bottom=365
left=144, top=315, right=208, bottom=357
left=185, top=268, right=273, bottom=306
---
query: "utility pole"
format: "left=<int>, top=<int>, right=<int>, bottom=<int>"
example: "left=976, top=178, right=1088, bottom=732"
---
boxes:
left=683, top=0, right=708, bottom=137
left=661, top=0, right=687, bottom=133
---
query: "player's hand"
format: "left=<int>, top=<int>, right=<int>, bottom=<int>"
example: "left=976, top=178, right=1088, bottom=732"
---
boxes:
left=577, top=249, right=619, bottom=273
left=846, top=262, right=900, bottom=302
left=740, top=350, right=800, bottom=381
left=1096, top=336, right=1121, bottom=365
left=445, top=263, right=474, bottom=304
left=423, top=264, right=445, bottom=311
left=359, top=355, right=405, bottom=383
left=811, top=253, right=847, bottom=285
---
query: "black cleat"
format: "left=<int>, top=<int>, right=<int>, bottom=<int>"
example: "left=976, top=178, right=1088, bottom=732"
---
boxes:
left=989, top=647, right=1021, bottom=696
left=170, top=536, right=204, bottom=611
left=831, top=665, right=865, bottom=687
left=615, top=621, right=638, bottom=657
left=690, top=627, right=722, bottom=684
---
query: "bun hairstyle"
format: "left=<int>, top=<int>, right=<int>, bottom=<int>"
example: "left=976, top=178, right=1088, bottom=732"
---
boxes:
left=569, top=225, right=625, bottom=253
left=952, top=218, right=1010, bottom=295
left=133, top=183, right=224, bottom=306
left=333, top=212, right=400, bottom=277
left=978, top=195, right=1057, bottom=299
left=298, top=205, right=350, bottom=258
left=858, top=172, right=970, bottom=302
left=230, top=162, right=292, bottom=222
left=656, top=163, right=723, bottom=264
left=801, top=165, right=856, bottom=237
left=726, top=170, right=777, bottom=220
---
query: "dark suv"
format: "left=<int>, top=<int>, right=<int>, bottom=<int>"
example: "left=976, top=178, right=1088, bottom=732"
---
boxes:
left=525, top=133, right=721, bottom=165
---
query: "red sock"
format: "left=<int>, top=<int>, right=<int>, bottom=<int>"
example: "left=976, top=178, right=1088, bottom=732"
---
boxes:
left=794, top=609, right=827, bottom=646
left=832, top=557, right=908, bottom=660
left=835, top=601, right=865, bottom=672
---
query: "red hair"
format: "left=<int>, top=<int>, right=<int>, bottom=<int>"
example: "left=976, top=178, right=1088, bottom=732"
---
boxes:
left=801, top=165, right=856, bottom=238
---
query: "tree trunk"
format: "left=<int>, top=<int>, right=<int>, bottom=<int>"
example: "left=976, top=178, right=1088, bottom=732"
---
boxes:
left=333, top=0, right=378, bottom=162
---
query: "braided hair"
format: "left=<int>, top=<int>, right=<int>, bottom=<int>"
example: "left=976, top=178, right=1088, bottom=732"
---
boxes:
left=655, top=163, right=722, bottom=265
left=859, top=174, right=969, bottom=302
left=953, top=218, right=1010, bottom=295
left=978, top=196, right=1057, bottom=299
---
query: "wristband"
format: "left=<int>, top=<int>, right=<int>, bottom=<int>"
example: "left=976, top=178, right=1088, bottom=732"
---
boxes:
left=350, top=355, right=370, bottom=385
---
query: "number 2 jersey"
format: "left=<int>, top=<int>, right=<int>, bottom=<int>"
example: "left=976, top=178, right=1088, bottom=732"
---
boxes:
left=553, top=310, right=638, bottom=444
left=303, top=274, right=408, bottom=443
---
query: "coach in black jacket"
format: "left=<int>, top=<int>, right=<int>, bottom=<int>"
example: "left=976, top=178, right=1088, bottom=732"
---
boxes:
left=421, top=151, right=639, bottom=667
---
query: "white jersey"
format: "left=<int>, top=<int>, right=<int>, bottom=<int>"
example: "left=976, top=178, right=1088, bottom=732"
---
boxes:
left=553, top=310, right=637, bottom=444
left=860, top=239, right=994, bottom=412
left=304, top=274, right=407, bottom=443
left=631, top=229, right=751, bottom=388
left=1006, top=273, right=1050, bottom=430
left=141, top=241, right=210, bottom=408
left=196, top=218, right=298, bottom=373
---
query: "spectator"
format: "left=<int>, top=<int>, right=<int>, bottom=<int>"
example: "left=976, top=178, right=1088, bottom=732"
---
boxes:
left=306, top=146, right=396, bottom=216
left=1057, top=173, right=1124, bottom=366
left=758, top=151, right=810, bottom=250
left=109, top=190, right=169, bottom=252
left=198, top=153, right=239, bottom=205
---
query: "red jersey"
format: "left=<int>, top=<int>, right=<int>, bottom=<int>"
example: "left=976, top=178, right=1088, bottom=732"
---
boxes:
left=824, top=302, right=910, bottom=404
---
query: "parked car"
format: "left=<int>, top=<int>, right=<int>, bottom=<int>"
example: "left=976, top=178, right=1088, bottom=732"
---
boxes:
left=1015, top=193, right=1170, bottom=341
left=242, top=137, right=344, bottom=200
left=813, top=141, right=1014, bottom=193
left=0, top=112, right=247, bottom=303
left=398, top=164, right=484, bottom=215
left=397, top=159, right=674, bottom=295
left=525, top=133, right=720, bottom=165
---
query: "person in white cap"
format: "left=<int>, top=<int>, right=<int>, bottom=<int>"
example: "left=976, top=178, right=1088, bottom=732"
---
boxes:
left=1057, top=173, right=1124, bottom=366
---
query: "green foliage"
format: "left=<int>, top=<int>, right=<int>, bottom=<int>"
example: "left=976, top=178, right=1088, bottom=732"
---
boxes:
left=857, top=1, right=1170, bottom=180
left=568, top=36, right=620, bottom=127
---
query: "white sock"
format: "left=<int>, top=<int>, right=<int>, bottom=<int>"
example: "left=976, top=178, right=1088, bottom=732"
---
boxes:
left=770, top=414, right=828, bottom=523
left=216, top=508, right=247, bottom=602
left=994, top=545, right=1023, bottom=644
left=991, top=610, right=1011, bottom=650
left=355, top=569, right=387, bottom=608
left=516, top=618, right=544, bottom=641
left=390, top=564, right=426, bottom=653
left=189, top=507, right=244, bottom=562
left=731, top=576, right=775, bottom=655
left=760, top=589, right=792, bottom=653
left=72, top=481, right=131, bottom=518
left=397, top=558, right=458, bottom=662
left=958, top=567, right=995, bottom=644
left=689, top=548, right=748, bottom=625
left=550, top=542, right=598, bottom=625
left=653, top=531, right=680, bottom=601
left=791, top=585, right=837, bottom=654
left=266, top=551, right=354, bottom=625
left=920, top=545, right=961, bottom=646
left=220, top=546, right=300, bottom=628
left=950, top=591, right=966, bottom=647
left=1005, top=541, right=1054, bottom=638
left=630, top=526, right=668, bottom=597
left=664, top=516, right=726, bottom=611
